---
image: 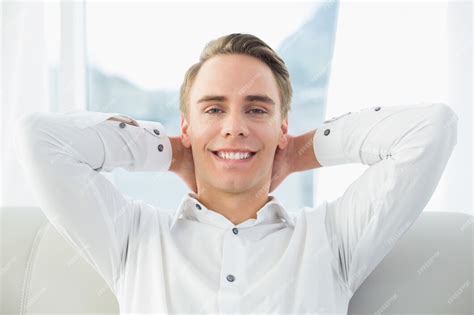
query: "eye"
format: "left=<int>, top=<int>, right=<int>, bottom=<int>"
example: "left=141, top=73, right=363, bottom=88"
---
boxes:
left=204, top=108, right=267, bottom=115
left=249, top=108, right=267, bottom=114
left=205, top=108, right=223, bottom=114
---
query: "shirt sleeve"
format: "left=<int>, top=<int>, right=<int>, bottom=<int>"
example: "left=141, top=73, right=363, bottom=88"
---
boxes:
left=313, top=103, right=458, bottom=295
left=13, top=110, right=173, bottom=295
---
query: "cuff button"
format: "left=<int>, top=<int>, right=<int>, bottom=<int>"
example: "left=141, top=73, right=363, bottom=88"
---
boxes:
left=374, top=106, right=381, bottom=111
left=158, top=144, right=164, bottom=152
left=119, top=122, right=126, bottom=128
left=324, top=129, right=331, bottom=136
left=153, top=129, right=160, bottom=135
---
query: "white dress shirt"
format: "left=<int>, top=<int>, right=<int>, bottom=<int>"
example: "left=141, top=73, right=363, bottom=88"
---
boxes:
left=14, top=103, right=458, bottom=314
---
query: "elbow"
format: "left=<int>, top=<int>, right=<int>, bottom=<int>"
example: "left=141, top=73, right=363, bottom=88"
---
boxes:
left=431, top=103, right=459, bottom=127
left=13, top=113, right=38, bottom=170
left=13, top=112, right=54, bottom=162
left=424, top=103, right=459, bottom=152
left=14, top=112, right=43, bottom=147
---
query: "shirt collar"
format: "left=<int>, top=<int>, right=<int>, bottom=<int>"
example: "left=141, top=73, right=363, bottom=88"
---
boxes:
left=170, top=192, right=295, bottom=231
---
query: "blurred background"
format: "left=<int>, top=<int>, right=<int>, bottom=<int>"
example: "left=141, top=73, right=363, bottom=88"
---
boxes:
left=1, top=0, right=472, bottom=216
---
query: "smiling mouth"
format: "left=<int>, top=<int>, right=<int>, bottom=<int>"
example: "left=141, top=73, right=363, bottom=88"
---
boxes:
left=210, top=150, right=257, bottom=161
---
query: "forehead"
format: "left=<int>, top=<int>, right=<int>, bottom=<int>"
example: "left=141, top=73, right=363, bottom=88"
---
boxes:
left=189, top=54, right=280, bottom=103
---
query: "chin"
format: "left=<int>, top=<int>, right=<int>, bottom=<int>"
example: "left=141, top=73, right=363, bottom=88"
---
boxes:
left=225, top=177, right=266, bottom=194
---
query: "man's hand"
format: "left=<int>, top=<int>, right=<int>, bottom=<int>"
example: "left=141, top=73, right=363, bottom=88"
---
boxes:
left=269, top=134, right=297, bottom=193
left=169, top=136, right=197, bottom=193
left=269, top=129, right=321, bottom=193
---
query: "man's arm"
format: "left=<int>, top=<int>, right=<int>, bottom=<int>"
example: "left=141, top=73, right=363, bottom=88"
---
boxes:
left=305, top=103, right=458, bottom=295
left=14, top=111, right=173, bottom=294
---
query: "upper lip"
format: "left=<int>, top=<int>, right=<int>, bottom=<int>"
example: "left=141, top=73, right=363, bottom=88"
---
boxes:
left=211, top=148, right=257, bottom=153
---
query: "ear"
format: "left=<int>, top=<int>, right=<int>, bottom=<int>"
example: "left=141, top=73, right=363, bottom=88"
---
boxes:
left=277, top=116, right=289, bottom=150
left=180, top=112, right=192, bottom=148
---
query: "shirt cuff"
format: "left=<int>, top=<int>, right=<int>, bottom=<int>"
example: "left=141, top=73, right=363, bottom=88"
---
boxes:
left=65, top=110, right=173, bottom=172
left=313, top=112, right=354, bottom=167
left=312, top=103, right=451, bottom=167
left=134, top=119, right=173, bottom=172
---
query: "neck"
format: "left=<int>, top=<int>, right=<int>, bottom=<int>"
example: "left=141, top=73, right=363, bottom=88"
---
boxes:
left=194, top=184, right=271, bottom=226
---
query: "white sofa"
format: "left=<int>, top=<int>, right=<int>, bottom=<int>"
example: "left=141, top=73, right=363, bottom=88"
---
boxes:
left=1, top=207, right=472, bottom=314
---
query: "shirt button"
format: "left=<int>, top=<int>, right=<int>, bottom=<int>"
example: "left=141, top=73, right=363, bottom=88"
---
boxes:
left=374, top=106, right=381, bottom=111
left=232, top=228, right=239, bottom=235
left=119, top=122, right=126, bottom=128
left=153, top=129, right=160, bottom=135
left=226, top=274, right=235, bottom=282
left=324, top=129, right=331, bottom=136
left=157, top=144, right=164, bottom=152
left=195, top=203, right=202, bottom=210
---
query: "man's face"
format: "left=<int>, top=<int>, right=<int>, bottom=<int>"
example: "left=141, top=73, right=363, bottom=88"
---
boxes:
left=181, top=54, right=288, bottom=194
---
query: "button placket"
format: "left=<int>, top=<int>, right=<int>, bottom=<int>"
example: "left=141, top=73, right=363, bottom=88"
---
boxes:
left=218, top=227, right=245, bottom=312
left=221, top=229, right=245, bottom=280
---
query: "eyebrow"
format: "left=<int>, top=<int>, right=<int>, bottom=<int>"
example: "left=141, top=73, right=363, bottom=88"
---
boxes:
left=197, top=94, right=275, bottom=106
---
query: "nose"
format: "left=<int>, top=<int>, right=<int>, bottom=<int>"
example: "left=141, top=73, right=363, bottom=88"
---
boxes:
left=221, top=110, right=249, bottom=138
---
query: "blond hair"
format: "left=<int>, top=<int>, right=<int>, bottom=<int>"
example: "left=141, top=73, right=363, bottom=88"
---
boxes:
left=179, top=33, right=292, bottom=120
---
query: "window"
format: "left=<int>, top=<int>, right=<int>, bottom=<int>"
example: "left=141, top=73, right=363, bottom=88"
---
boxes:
left=86, top=2, right=338, bottom=210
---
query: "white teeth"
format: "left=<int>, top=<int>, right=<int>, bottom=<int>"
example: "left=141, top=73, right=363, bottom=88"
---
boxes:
left=217, top=151, right=252, bottom=160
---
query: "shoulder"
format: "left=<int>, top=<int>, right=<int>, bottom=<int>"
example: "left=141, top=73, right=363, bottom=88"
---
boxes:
left=126, top=198, right=174, bottom=237
left=292, top=201, right=328, bottom=228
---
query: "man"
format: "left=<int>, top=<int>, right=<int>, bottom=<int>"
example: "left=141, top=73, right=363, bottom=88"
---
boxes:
left=15, top=33, right=458, bottom=314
